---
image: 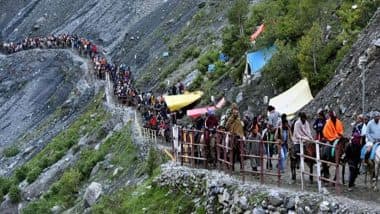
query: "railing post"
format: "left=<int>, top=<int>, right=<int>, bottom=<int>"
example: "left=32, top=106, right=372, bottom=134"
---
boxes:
left=216, top=132, right=221, bottom=170
left=300, top=140, right=305, bottom=191
left=335, top=145, right=341, bottom=194
left=180, top=130, right=184, bottom=166
left=143, top=128, right=147, bottom=143
left=190, top=131, right=195, bottom=168
left=277, top=141, right=281, bottom=187
left=240, top=139, right=244, bottom=171
left=172, top=125, right=177, bottom=161
left=240, top=139, right=245, bottom=182
left=154, top=129, right=157, bottom=144
left=183, top=130, right=188, bottom=164
left=316, top=142, right=322, bottom=193
left=260, top=140, right=264, bottom=184
left=224, top=133, right=228, bottom=171
left=204, top=130, right=208, bottom=169
left=229, top=135, right=234, bottom=173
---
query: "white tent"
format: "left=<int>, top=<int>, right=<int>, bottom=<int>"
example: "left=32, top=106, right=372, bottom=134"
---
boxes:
left=269, top=79, right=313, bottom=119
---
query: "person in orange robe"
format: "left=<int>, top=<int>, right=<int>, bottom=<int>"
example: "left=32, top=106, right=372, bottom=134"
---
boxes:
left=323, top=111, right=344, bottom=143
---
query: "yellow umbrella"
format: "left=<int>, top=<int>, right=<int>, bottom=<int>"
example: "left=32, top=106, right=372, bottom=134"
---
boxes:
left=164, top=91, right=204, bottom=112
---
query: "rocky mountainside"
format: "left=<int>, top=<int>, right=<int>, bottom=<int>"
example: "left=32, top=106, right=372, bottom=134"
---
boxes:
left=0, top=0, right=204, bottom=77
left=0, top=0, right=380, bottom=213
left=0, top=49, right=97, bottom=174
left=303, top=8, right=380, bottom=132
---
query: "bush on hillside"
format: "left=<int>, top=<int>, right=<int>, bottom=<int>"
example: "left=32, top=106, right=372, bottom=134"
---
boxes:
left=197, top=50, right=219, bottom=74
left=3, top=146, right=20, bottom=158
left=26, top=167, right=42, bottom=183
left=9, top=185, right=21, bottom=203
left=14, top=166, right=29, bottom=182
left=0, top=177, right=12, bottom=196
left=145, top=148, right=159, bottom=177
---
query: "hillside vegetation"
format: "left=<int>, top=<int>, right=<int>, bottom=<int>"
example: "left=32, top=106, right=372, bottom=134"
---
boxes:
left=190, top=0, right=379, bottom=96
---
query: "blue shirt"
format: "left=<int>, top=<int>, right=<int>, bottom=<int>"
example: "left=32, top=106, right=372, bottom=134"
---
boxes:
left=366, top=119, right=380, bottom=142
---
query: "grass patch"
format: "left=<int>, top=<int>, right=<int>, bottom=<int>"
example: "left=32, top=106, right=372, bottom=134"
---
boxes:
left=0, top=177, right=12, bottom=198
left=22, top=92, right=109, bottom=183
left=0, top=92, right=109, bottom=204
left=3, top=146, right=20, bottom=158
left=9, top=185, right=21, bottom=203
left=92, top=180, right=196, bottom=214
left=22, top=123, right=137, bottom=213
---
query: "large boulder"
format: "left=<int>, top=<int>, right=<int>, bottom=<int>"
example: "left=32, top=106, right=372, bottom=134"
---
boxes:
left=84, top=182, right=103, bottom=207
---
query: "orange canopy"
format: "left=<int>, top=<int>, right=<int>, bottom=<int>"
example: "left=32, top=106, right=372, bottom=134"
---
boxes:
left=250, top=24, right=265, bottom=42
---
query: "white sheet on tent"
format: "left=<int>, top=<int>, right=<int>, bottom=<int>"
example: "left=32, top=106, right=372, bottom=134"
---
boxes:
left=269, top=79, right=313, bottom=119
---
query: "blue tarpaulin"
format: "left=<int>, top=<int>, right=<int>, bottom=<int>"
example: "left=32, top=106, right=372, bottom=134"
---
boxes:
left=246, top=46, right=276, bottom=75
left=208, top=64, right=216, bottom=73
left=219, top=53, right=229, bottom=62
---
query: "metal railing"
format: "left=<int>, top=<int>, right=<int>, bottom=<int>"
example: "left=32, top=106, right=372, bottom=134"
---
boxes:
left=239, top=139, right=282, bottom=186
left=298, top=138, right=343, bottom=194
left=139, top=124, right=345, bottom=194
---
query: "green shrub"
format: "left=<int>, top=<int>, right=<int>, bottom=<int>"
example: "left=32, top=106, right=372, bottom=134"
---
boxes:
left=229, top=59, right=245, bottom=84
left=183, top=46, right=202, bottom=60
left=77, top=149, right=103, bottom=178
left=26, top=167, right=42, bottom=183
left=3, top=146, right=20, bottom=158
left=56, top=169, right=82, bottom=199
left=146, top=148, right=159, bottom=177
left=197, top=50, right=219, bottom=74
left=9, top=185, right=21, bottom=203
left=14, top=166, right=29, bottom=182
left=22, top=200, right=50, bottom=214
left=0, top=177, right=12, bottom=195
left=188, top=75, right=203, bottom=90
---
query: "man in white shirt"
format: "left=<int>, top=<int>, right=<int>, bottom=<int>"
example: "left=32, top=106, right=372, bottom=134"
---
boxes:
left=292, top=112, right=313, bottom=143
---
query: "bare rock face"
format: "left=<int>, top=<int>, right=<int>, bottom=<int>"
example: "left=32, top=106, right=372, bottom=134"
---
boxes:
left=303, top=8, right=380, bottom=132
left=0, top=49, right=95, bottom=176
left=0, top=0, right=200, bottom=83
left=84, top=182, right=103, bottom=207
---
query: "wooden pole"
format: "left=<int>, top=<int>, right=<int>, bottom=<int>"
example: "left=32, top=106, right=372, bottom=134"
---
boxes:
left=300, top=141, right=305, bottom=191
left=316, top=143, right=322, bottom=193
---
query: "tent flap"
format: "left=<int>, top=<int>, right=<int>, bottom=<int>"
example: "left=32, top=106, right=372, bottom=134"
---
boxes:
left=164, top=91, right=203, bottom=112
left=250, top=24, right=265, bottom=42
left=247, top=45, right=276, bottom=75
left=186, top=97, right=226, bottom=118
left=269, top=79, right=313, bottom=119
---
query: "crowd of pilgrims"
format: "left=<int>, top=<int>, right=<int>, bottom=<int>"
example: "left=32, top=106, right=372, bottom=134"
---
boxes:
left=2, top=34, right=380, bottom=191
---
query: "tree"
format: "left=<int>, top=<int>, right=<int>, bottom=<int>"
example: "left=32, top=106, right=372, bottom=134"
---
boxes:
left=222, top=0, right=250, bottom=60
left=297, top=22, right=323, bottom=89
left=228, top=0, right=249, bottom=37
left=263, top=40, right=300, bottom=90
